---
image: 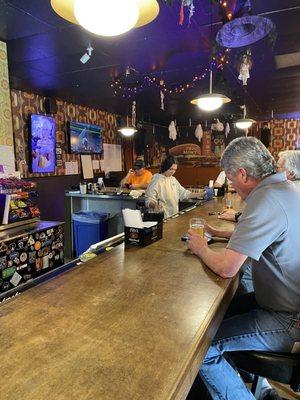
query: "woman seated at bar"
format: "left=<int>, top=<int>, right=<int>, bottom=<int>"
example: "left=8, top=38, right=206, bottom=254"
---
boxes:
left=145, top=155, right=196, bottom=218
left=120, top=160, right=152, bottom=190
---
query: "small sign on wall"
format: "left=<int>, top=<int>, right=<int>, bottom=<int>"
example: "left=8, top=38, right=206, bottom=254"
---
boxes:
left=65, top=161, right=79, bottom=175
left=81, top=155, right=94, bottom=179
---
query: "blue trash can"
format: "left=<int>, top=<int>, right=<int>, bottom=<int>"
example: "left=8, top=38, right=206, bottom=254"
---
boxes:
left=72, top=211, right=109, bottom=257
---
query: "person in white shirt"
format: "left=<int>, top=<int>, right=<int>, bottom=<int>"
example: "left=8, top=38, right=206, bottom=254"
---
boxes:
left=146, top=155, right=193, bottom=218
left=214, top=170, right=235, bottom=192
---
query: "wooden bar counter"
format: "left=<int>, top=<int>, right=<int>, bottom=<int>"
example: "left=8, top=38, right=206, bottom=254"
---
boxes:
left=0, top=198, right=239, bottom=400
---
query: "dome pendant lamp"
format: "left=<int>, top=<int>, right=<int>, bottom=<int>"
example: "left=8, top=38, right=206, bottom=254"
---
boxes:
left=50, top=0, right=159, bottom=37
left=235, top=105, right=255, bottom=130
left=118, top=117, right=137, bottom=137
left=191, top=69, right=231, bottom=112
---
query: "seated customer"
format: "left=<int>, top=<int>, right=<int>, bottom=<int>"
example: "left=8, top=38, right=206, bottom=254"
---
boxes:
left=214, top=170, right=235, bottom=192
left=120, top=160, right=152, bottom=190
left=219, top=148, right=300, bottom=222
left=277, top=149, right=300, bottom=189
left=146, top=155, right=195, bottom=218
left=187, top=137, right=300, bottom=400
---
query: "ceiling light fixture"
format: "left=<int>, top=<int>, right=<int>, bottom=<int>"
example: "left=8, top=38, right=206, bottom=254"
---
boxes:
left=191, top=69, right=231, bottom=112
left=118, top=117, right=137, bottom=137
left=80, top=44, right=93, bottom=64
left=74, top=0, right=139, bottom=36
left=50, top=0, right=159, bottom=37
left=235, top=105, right=255, bottom=130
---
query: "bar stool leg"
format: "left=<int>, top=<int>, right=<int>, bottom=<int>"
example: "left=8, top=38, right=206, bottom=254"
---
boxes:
left=251, top=375, right=264, bottom=399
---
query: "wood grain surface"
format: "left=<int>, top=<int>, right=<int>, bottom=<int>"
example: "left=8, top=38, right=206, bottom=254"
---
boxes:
left=0, top=197, right=241, bottom=400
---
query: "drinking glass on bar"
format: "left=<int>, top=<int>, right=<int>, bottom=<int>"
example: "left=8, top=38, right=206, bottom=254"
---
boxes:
left=223, top=193, right=233, bottom=209
left=189, top=218, right=205, bottom=238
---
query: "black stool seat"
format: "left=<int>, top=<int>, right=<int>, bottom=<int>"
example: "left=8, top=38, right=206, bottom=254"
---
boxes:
left=229, top=351, right=300, bottom=393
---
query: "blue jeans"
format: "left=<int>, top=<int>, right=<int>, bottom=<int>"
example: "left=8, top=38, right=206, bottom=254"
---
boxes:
left=199, top=293, right=300, bottom=400
left=239, top=261, right=254, bottom=294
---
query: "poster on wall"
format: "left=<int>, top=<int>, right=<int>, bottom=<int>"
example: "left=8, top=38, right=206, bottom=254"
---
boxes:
left=29, top=114, right=56, bottom=173
left=100, top=144, right=122, bottom=173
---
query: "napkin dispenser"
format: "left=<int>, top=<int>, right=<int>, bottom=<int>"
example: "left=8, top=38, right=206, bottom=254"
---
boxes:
left=122, top=209, right=163, bottom=247
left=125, top=223, right=163, bottom=247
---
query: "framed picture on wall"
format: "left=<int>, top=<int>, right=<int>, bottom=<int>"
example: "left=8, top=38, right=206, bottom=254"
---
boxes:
left=29, top=114, right=56, bottom=173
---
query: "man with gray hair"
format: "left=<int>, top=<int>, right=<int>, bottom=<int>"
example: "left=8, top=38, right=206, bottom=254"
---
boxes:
left=187, top=137, right=300, bottom=400
left=277, top=150, right=300, bottom=188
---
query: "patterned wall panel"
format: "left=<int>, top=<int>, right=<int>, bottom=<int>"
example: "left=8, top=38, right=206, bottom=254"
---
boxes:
left=0, top=41, right=15, bottom=172
left=250, top=119, right=300, bottom=158
left=11, top=89, right=122, bottom=178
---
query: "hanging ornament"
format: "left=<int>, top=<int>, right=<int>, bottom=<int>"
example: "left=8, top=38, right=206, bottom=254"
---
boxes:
left=179, top=1, right=184, bottom=25
left=194, top=124, right=203, bottom=142
left=179, top=0, right=195, bottom=25
left=132, top=100, right=136, bottom=127
left=238, top=50, right=253, bottom=86
left=211, top=118, right=224, bottom=132
left=187, top=0, right=195, bottom=24
left=225, top=122, right=230, bottom=138
left=168, top=121, right=177, bottom=141
left=160, top=90, right=165, bottom=111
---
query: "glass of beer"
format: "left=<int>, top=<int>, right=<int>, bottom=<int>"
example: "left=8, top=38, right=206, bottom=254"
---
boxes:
left=189, top=218, right=205, bottom=237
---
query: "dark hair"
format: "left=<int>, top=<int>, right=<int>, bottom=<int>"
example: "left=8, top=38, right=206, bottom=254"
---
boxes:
left=133, top=159, right=145, bottom=170
left=160, top=155, right=177, bottom=173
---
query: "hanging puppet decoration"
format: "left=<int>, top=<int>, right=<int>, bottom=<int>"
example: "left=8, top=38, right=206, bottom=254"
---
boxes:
left=225, top=122, right=230, bottom=138
left=160, top=90, right=165, bottom=110
left=168, top=121, right=177, bottom=141
left=238, top=51, right=253, bottom=85
left=179, top=0, right=195, bottom=26
left=132, top=101, right=136, bottom=127
left=160, top=79, right=165, bottom=110
left=194, top=124, right=203, bottom=142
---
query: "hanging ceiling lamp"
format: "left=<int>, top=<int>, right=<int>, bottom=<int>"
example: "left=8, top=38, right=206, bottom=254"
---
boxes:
left=118, top=117, right=137, bottom=137
left=235, top=105, right=255, bottom=130
left=50, top=0, right=159, bottom=37
left=191, top=69, right=231, bottom=112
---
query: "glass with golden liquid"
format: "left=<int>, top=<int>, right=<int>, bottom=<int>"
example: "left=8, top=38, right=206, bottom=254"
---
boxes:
left=189, top=218, right=205, bottom=237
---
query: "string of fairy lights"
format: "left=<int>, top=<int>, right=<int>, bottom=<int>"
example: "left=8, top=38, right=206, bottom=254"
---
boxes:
left=111, top=0, right=234, bottom=100
left=111, top=49, right=230, bottom=100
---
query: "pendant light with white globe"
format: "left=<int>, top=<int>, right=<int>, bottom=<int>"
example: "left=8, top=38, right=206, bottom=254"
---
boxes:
left=191, top=69, right=231, bottom=112
left=74, top=0, right=139, bottom=37
left=235, top=105, right=255, bottom=130
left=50, top=0, right=159, bottom=37
left=118, top=117, right=137, bottom=137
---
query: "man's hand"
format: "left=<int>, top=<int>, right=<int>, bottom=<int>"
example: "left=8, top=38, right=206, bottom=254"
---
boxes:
left=187, top=230, right=208, bottom=256
left=218, top=208, right=237, bottom=222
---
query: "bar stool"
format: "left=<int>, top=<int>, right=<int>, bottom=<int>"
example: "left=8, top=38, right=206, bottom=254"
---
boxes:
left=229, top=351, right=300, bottom=399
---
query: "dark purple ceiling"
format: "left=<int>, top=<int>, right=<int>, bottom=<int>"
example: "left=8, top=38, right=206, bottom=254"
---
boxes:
left=1, top=0, right=300, bottom=124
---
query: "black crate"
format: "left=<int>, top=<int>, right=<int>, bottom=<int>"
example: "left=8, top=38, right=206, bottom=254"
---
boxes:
left=125, top=222, right=163, bottom=247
